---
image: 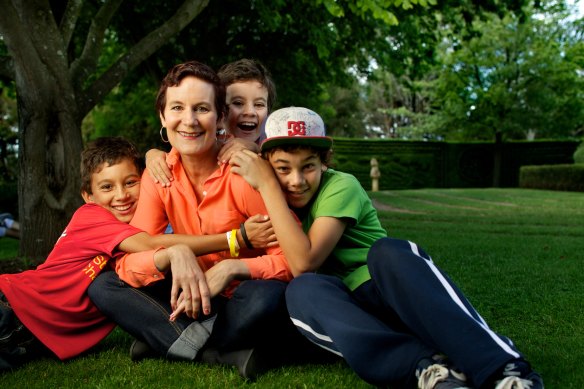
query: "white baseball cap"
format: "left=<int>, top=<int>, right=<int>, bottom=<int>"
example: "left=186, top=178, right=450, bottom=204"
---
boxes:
left=260, top=107, right=333, bottom=151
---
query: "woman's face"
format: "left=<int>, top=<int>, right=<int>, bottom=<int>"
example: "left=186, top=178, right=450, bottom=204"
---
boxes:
left=160, top=76, right=220, bottom=157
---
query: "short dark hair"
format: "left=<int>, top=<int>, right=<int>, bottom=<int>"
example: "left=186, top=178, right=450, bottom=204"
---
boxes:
left=262, top=144, right=332, bottom=166
left=80, top=137, right=142, bottom=194
left=155, top=60, right=226, bottom=119
left=218, top=58, right=277, bottom=112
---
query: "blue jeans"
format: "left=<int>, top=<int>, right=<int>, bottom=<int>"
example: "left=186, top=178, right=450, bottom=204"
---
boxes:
left=88, top=271, right=291, bottom=359
left=206, top=279, right=289, bottom=351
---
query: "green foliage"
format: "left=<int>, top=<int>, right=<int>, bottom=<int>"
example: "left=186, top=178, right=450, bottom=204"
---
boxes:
left=426, top=4, right=584, bottom=141
left=2, top=188, right=583, bottom=388
left=333, top=139, right=446, bottom=189
left=319, top=1, right=582, bottom=142
left=3, top=0, right=576, bottom=147
left=319, top=81, right=368, bottom=137
left=361, top=70, right=426, bottom=139
left=84, top=78, right=162, bottom=153
left=2, top=0, right=549, bottom=145
left=519, top=164, right=584, bottom=191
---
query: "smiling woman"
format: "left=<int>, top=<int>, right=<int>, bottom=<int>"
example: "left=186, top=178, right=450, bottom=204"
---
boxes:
left=86, top=60, right=317, bottom=379
left=158, top=76, right=222, bottom=188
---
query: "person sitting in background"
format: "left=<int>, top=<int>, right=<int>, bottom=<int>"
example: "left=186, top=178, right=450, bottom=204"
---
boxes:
left=0, top=213, right=19, bottom=240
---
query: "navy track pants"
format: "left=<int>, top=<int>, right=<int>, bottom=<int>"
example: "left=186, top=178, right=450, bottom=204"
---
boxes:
left=285, top=237, right=522, bottom=388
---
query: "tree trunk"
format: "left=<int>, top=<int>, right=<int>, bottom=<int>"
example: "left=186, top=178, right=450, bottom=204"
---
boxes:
left=17, top=90, right=83, bottom=261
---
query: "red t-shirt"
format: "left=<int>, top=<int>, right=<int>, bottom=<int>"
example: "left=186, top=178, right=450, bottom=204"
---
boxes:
left=0, top=204, right=142, bottom=360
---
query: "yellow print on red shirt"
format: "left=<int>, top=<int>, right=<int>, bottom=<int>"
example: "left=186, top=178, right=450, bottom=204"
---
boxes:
left=83, top=255, right=109, bottom=280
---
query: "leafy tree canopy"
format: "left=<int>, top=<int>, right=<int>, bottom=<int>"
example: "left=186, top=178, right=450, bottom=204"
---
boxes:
left=428, top=2, right=584, bottom=141
left=89, top=0, right=539, bottom=144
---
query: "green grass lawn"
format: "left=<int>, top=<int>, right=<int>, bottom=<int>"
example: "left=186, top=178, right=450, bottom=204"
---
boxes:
left=1, top=188, right=582, bottom=388
left=0, top=238, right=18, bottom=260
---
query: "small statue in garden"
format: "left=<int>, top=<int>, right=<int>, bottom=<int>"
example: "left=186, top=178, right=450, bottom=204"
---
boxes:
left=370, top=158, right=380, bottom=192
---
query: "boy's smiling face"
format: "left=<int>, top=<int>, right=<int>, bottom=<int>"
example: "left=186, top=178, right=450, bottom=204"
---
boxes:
left=81, top=158, right=141, bottom=223
left=225, top=80, right=269, bottom=143
left=267, top=148, right=325, bottom=209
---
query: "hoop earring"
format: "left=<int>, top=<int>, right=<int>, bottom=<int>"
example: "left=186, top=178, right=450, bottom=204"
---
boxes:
left=160, top=127, right=169, bottom=143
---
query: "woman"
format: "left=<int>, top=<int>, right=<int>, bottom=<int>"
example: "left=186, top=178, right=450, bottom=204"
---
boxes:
left=88, top=61, right=304, bottom=379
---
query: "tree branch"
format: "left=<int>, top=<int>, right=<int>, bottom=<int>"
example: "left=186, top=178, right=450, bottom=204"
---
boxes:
left=0, top=0, right=45, bottom=90
left=70, top=0, right=124, bottom=87
left=78, top=0, right=210, bottom=116
left=59, top=0, right=84, bottom=50
left=17, top=0, right=78, bottom=104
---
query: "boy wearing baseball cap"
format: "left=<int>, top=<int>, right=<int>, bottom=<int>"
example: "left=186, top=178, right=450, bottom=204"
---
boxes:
left=230, top=107, right=543, bottom=389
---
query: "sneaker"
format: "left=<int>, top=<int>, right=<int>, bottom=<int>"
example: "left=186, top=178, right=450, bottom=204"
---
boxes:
left=494, top=361, right=544, bottom=389
left=0, top=317, right=42, bottom=370
left=416, top=356, right=471, bottom=389
left=129, top=339, right=158, bottom=361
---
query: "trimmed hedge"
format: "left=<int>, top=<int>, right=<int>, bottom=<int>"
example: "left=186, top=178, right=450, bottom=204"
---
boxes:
left=574, top=142, right=584, bottom=164
left=331, top=138, right=580, bottom=190
left=519, top=164, right=584, bottom=192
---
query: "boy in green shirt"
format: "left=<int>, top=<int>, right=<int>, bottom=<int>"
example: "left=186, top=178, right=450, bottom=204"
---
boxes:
left=230, top=107, right=543, bottom=389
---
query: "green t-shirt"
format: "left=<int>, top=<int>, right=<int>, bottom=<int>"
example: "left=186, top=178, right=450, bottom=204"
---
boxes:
left=300, top=169, right=387, bottom=290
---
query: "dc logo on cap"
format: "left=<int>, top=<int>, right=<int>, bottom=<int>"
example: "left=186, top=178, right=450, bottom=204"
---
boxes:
left=288, top=121, right=307, bottom=136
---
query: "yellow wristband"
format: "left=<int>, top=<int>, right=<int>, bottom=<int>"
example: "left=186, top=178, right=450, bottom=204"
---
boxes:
left=229, top=229, right=240, bottom=257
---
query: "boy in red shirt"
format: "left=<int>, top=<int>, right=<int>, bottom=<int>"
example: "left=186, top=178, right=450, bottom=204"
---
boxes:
left=0, top=137, right=247, bottom=370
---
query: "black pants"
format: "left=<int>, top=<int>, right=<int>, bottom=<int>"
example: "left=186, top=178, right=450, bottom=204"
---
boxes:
left=0, top=291, right=48, bottom=370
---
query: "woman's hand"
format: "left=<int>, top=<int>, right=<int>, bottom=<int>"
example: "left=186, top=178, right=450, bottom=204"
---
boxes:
left=145, top=148, right=173, bottom=187
left=165, top=245, right=211, bottom=321
left=204, top=260, right=250, bottom=297
left=217, top=138, right=259, bottom=164
left=242, top=214, right=277, bottom=248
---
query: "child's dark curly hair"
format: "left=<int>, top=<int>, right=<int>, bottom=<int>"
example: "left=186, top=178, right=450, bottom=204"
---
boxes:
left=80, top=137, right=143, bottom=194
